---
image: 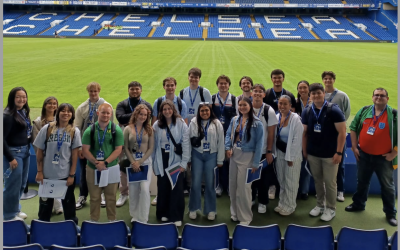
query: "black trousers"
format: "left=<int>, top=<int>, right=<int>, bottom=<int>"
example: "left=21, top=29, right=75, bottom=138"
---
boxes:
left=156, top=149, right=185, bottom=222
left=38, top=177, right=78, bottom=225
left=79, top=158, right=88, bottom=197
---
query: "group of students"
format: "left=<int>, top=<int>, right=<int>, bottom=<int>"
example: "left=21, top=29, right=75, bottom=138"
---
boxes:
left=3, top=68, right=398, bottom=227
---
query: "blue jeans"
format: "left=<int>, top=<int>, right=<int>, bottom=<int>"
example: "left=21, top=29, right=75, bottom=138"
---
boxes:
left=298, top=156, right=311, bottom=195
left=189, top=150, right=217, bottom=214
left=3, top=145, right=30, bottom=220
left=352, top=149, right=397, bottom=216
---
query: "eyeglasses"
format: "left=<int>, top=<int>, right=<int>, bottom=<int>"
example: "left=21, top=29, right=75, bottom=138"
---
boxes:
left=373, top=94, right=387, bottom=98
left=199, top=102, right=210, bottom=105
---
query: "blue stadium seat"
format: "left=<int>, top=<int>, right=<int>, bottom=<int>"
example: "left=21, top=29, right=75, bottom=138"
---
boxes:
left=131, top=222, right=178, bottom=250
left=3, top=220, right=29, bottom=246
left=30, top=220, right=79, bottom=249
left=284, top=224, right=334, bottom=250
left=232, top=224, right=281, bottom=250
left=390, top=231, right=397, bottom=250
left=4, top=244, right=44, bottom=250
left=336, top=227, right=388, bottom=250
left=180, top=223, right=229, bottom=250
left=50, top=245, right=105, bottom=250
left=114, top=246, right=167, bottom=250
left=81, top=221, right=130, bottom=250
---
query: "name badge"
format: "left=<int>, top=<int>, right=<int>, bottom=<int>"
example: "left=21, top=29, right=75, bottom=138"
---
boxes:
left=367, top=127, right=376, bottom=135
left=52, top=153, right=60, bottom=164
left=189, top=108, right=195, bottom=115
left=236, top=141, right=242, bottom=149
left=314, top=124, right=321, bottom=133
left=220, top=116, right=225, bottom=124
left=96, top=150, right=105, bottom=160
left=203, top=142, right=210, bottom=151
left=165, top=144, right=170, bottom=152
left=135, top=152, right=143, bottom=159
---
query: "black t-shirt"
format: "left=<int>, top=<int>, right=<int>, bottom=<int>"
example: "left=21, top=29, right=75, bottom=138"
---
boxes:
left=263, top=88, right=296, bottom=113
left=116, top=97, right=153, bottom=126
left=301, top=103, right=345, bottom=158
left=3, top=112, right=30, bottom=162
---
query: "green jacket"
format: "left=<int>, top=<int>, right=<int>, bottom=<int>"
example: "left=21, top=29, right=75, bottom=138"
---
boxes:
left=350, top=104, right=397, bottom=168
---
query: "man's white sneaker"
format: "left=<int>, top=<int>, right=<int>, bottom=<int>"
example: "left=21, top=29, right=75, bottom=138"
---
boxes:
left=268, top=186, right=276, bottom=200
left=17, top=212, right=27, bottom=219
left=240, top=221, right=250, bottom=225
left=279, top=209, right=293, bottom=216
left=76, top=196, right=87, bottom=210
left=309, top=206, right=325, bottom=217
left=320, top=208, right=336, bottom=221
left=215, top=187, right=222, bottom=197
left=189, top=211, right=197, bottom=220
left=174, top=221, right=182, bottom=227
left=131, top=218, right=137, bottom=223
left=12, top=216, right=24, bottom=221
left=151, top=196, right=157, bottom=206
left=337, top=192, right=345, bottom=202
left=274, top=206, right=283, bottom=213
left=101, top=193, right=106, bottom=208
left=161, top=217, right=168, bottom=222
left=116, top=194, right=128, bottom=207
left=231, top=215, right=238, bottom=222
left=53, top=199, right=63, bottom=215
left=258, top=204, right=266, bottom=213
left=208, top=212, right=216, bottom=221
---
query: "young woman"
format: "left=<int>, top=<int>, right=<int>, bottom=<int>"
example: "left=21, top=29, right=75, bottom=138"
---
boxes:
left=274, top=95, right=303, bottom=216
left=123, top=104, right=155, bottom=223
left=152, top=100, right=190, bottom=227
left=32, top=96, right=64, bottom=215
left=187, top=103, right=225, bottom=221
left=295, top=80, right=312, bottom=200
left=225, top=97, right=264, bottom=225
left=3, top=87, right=32, bottom=221
left=33, top=103, right=81, bottom=224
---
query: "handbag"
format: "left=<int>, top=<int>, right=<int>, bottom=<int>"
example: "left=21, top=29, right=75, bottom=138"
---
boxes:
left=190, top=124, right=205, bottom=148
left=276, top=136, right=287, bottom=153
left=166, top=125, right=183, bottom=155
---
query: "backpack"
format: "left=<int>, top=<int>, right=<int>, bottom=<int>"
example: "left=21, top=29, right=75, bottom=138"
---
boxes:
left=361, top=105, right=397, bottom=120
left=262, top=104, right=270, bottom=125
left=180, top=86, right=205, bottom=103
left=211, top=94, right=236, bottom=114
left=44, top=122, right=75, bottom=156
left=157, top=97, right=183, bottom=115
left=90, top=122, right=117, bottom=150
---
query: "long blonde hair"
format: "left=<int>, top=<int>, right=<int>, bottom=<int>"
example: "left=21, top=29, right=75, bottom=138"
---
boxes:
left=129, top=104, right=152, bottom=136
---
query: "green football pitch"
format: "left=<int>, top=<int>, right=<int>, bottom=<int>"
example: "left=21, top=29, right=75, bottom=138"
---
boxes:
left=4, top=38, right=397, bottom=119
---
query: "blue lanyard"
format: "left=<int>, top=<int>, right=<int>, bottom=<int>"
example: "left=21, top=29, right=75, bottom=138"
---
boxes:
left=272, top=88, right=285, bottom=100
left=88, top=101, right=96, bottom=122
left=189, top=87, right=199, bottom=107
left=135, top=125, right=144, bottom=150
left=300, top=97, right=309, bottom=110
left=372, top=105, right=387, bottom=125
left=255, top=103, right=264, bottom=118
left=277, top=111, right=291, bottom=137
left=217, top=92, right=228, bottom=115
left=201, top=120, right=210, bottom=141
left=17, top=110, right=32, bottom=133
left=326, top=90, right=338, bottom=102
left=56, top=129, right=67, bottom=152
left=128, top=97, right=142, bottom=112
left=97, top=123, right=108, bottom=150
left=311, top=101, right=327, bottom=124
left=239, top=117, right=245, bottom=141
left=165, top=123, right=173, bottom=142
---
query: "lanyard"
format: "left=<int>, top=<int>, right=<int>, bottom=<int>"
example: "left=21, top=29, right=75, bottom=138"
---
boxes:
left=300, top=97, right=309, bottom=110
left=128, top=97, right=142, bottom=112
left=97, top=123, right=108, bottom=150
left=277, top=111, right=291, bottom=137
left=17, top=110, right=32, bottom=133
left=135, top=125, right=144, bottom=150
left=201, top=120, right=211, bottom=141
left=165, top=123, right=173, bottom=142
left=217, top=92, right=228, bottom=115
left=88, top=101, right=96, bottom=122
left=326, top=90, right=338, bottom=102
left=272, top=88, right=285, bottom=100
left=255, top=103, right=264, bottom=118
left=56, top=129, right=67, bottom=152
left=239, top=117, right=245, bottom=141
left=372, top=105, right=387, bottom=125
left=311, top=101, right=327, bottom=124
left=189, top=87, right=199, bottom=107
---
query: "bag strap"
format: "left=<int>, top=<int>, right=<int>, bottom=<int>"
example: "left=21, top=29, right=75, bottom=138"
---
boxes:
left=177, top=97, right=183, bottom=114
left=157, top=97, right=163, bottom=116
left=179, top=89, right=184, bottom=100
left=263, top=104, right=270, bottom=125
left=231, top=95, right=236, bottom=111
left=199, top=86, right=205, bottom=102
left=166, top=125, right=178, bottom=148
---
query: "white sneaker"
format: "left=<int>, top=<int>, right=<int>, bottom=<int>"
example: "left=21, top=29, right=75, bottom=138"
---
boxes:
left=309, top=206, right=325, bottom=217
left=161, top=217, right=168, bottom=222
left=116, top=194, right=128, bottom=207
left=240, top=221, right=250, bottom=225
left=53, top=199, right=63, bottom=215
left=337, top=192, right=345, bottom=202
left=208, top=212, right=216, bottom=221
left=189, top=211, right=197, bottom=220
left=101, top=193, right=106, bottom=208
left=131, top=218, right=137, bottom=223
left=215, top=187, right=222, bottom=197
left=274, top=206, right=282, bottom=213
left=268, top=186, right=276, bottom=200
left=258, top=204, right=266, bottom=213
left=231, top=215, right=238, bottom=222
left=12, top=216, right=24, bottom=221
left=279, top=209, right=293, bottom=216
left=151, top=196, right=157, bottom=206
left=320, top=208, right=336, bottom=221
left=76, top=196, right=87, bottom=210
left=174, top=221, right=182, bottom=227
left=17, top=212, right=27, bottom=220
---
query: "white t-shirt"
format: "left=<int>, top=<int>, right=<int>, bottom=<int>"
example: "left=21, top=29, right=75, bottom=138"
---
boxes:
left=253, top=104, right=278, bottom=154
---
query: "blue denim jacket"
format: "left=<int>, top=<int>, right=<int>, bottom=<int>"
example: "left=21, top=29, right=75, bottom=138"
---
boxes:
left=225, top=115, right=264, bottom=168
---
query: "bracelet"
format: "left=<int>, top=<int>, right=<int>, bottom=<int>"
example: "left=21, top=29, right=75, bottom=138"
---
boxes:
left=336, top=152, right=343, bottom=156
left=69, top=174, right=75, bottom=178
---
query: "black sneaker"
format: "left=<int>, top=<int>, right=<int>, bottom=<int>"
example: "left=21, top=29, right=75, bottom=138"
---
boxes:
left=345, top=203, right=365, bottom=212
left=386, top=215, right=398, bottom=226
left=76, top=196, right=87, bottom=210
left=300, top=193, right=309, bottom=200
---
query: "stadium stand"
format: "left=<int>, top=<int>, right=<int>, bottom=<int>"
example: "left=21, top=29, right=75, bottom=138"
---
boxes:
left=152, top=14, right=204, bottom=38
left=382, top=10, right=398, bottom=24
left=208, top=15, right=258, bottom=39
left=349, top=16, right=397, bottom=40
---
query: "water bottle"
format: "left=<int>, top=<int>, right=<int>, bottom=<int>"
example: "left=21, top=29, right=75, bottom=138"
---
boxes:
left=4, top=167, right=12, bottom=179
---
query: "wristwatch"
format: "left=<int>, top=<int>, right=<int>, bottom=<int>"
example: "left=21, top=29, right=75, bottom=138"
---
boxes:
left=336, top=152, right=343, bottom=156
left=267, top=150, right=273, bottom=154
left=69, top=174, right=75, bottom=178
left=104, top=160, right=109, bottom=167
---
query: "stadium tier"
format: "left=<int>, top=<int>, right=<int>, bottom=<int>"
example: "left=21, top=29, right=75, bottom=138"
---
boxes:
left=3, top=12, right=397, bottom=41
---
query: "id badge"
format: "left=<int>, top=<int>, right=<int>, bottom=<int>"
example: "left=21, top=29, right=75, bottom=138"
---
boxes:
left=314, top=124, right=321, bottom=133
left=96, top=150, right=105, bottom=160
left=367, top=126, right=376, bottom=135
left=189, top=108, right=195, bottom=115
left=52, top=153, right=60, bottom=164
left=135, top=152, right=143, bottom=159
left=203, top=142, right=210, bottom=151
left=220, top=116, right=225, bottom=124
left=236, top=141, right=242, bottom=149
left=165, top=144, right=170, bottom=152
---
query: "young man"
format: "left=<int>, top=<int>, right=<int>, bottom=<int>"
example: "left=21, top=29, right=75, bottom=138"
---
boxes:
left=251, top=84, right=278, bottom=213
left=75, top=82, right=113, bottom=210
left=235, top=76, right=253, bottom=115
left=82, top=103, right=124, bottom=222
left=115, top=81, right=153, bottom=207
left=322, top=71, right=351, bottom=202
left=179, top=67, right=212, bottom=194
left=211, top=75, right=237, bottom=196
left=345, top=88, right=397, bottom=226
left=302, top=83, right=346, bottom=222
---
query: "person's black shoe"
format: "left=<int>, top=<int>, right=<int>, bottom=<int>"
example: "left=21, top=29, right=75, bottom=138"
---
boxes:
left=345, top=203, right=365, bottom=212
left=386, top=215, right=398, bottom=226
left=300, top=193, right=309, bottom=200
